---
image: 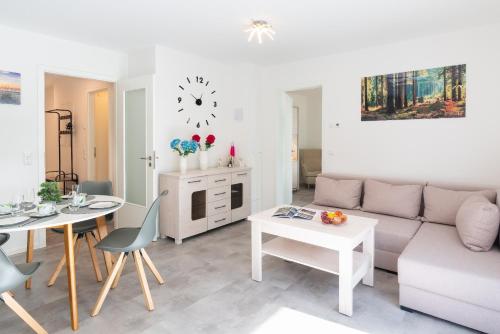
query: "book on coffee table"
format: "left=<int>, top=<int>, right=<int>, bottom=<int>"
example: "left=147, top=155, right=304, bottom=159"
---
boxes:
left=272, top=206, right=316, bottom=220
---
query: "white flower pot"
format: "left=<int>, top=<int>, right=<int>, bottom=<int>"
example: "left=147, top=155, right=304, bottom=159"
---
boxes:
left=179, top=156, right=187, bottom=174
left=199, top=151, right=208, bottom=170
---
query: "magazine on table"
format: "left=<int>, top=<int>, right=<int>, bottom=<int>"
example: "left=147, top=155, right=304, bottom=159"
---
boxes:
left=272, top=206, right=316, bottom=220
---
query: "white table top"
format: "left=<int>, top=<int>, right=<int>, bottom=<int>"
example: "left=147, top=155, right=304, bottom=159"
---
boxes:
left=0, top=195, right=124, bottom=233
left=249, top=207, right=377, bottom=245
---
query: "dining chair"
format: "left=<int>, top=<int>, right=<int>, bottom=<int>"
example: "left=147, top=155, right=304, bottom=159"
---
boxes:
left=48, top=181, right=113, bottom=286
left=0, top=234, right=47, bottom=334
left=91, top=191, right=167, bottom=316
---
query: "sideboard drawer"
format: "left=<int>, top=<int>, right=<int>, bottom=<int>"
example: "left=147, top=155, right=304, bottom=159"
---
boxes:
left=208, top=212, right=231, bottom=230
left=181, top=177, right=207, bottom=192
left=207, top=198, right=230, bottom=216
left=181, top=218, right=207, bottom=239
left=207, top=186, right=231, bottom=203
left=207, top=174, right=230, bottom=188
left=232, top=171, right=250, bottom=184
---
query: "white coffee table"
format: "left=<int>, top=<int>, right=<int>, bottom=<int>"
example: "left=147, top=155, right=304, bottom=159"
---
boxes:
left=249, top=207, right=377, bottom=316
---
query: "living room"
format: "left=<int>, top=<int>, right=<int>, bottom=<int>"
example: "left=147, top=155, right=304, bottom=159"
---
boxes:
left=0, top=1, right=499, bottom=333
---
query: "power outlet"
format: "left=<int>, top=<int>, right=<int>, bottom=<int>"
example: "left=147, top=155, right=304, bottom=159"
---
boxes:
left=23, top=152, right=33, bottom=166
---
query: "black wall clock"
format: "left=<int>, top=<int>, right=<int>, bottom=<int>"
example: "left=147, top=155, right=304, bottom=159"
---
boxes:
left=177, top=75, right=217, bottom=128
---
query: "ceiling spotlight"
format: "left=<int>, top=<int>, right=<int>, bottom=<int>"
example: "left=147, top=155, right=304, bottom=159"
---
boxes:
left=245, top=20, right=275, bottom=44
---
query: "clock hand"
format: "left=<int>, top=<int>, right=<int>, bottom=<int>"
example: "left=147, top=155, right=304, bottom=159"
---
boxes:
left=190, top=94, right=197, bottom=100
left=199, top=93, right=203, bottom=100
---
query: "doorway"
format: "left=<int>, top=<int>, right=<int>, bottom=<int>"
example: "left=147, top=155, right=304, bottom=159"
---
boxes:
left=44, top=73, right=115, bottom=245
left=287, top=87, right=322, bottom=206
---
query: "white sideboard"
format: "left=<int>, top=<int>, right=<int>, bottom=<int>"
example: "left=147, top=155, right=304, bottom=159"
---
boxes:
left=159, top=167, right=251, bottom=244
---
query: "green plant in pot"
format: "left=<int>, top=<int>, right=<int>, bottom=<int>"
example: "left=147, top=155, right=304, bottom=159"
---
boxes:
left=38, top=181, right=62, bottom=203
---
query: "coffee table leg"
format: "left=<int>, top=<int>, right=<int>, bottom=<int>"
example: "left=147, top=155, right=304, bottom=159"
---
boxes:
left=363, top=228, right=375, bottom=287
left=251, top=221, right=262, bottom=282
left=339, top=249, right=353, bottom=316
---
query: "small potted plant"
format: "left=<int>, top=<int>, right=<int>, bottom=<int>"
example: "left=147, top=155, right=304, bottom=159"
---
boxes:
left=192, top=134, right=216, bottom=171
left=38, top=181, right=61, bottom=203
left=170, top=138, right=198, bottom=173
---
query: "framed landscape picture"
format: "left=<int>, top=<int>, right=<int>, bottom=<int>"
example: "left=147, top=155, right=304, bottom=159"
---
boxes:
left=361, top=64, right=466, bottom=121
left=0, top=70, right=21, bottom=105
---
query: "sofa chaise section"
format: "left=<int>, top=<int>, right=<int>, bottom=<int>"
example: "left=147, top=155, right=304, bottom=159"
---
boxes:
left=398, top=222, right=500, bottom=333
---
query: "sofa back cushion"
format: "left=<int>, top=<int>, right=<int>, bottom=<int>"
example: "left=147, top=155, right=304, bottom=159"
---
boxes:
left=423, top=186, right=496, bottom=225
left=361, top=179, right=423, bottom=219
left=313, top=176, right=363, bottom=209
left=456, top=195, right=500, bottom=252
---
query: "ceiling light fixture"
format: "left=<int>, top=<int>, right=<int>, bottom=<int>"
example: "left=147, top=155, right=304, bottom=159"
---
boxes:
left=245, top=20, right=275, bottom=44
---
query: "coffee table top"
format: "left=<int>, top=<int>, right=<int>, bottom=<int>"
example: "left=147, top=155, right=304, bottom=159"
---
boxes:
left=249, top=207, right=377, bottom=248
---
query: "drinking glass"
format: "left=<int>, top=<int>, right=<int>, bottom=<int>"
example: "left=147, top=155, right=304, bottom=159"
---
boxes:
left=10, top=194, right=23, bottom=216
left=23, top=188, right=36, bottom=211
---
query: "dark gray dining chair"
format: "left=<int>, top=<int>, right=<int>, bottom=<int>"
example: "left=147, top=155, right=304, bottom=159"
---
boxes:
left=0, top=234, right=47, bottom=334
left=48, top=181, right=113, bottom=286
left=91, top=191, right=167, bottom=317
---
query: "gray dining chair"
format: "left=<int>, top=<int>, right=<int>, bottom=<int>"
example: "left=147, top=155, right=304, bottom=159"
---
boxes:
left=0, top=234, right=47, bottom=334
left=48, top=181, right=113, bottom=286
left=91, top=191, right=167, bottom=317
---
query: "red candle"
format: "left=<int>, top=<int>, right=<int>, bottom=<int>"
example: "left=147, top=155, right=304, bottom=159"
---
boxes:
left=230, top=144, right=235, bottom=157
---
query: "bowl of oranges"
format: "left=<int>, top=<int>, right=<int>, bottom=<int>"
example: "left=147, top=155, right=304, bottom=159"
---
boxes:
left=320, top=210, right=348, bottom=225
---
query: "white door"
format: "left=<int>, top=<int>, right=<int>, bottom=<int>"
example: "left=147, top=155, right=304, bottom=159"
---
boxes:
left=280, top=93, right=293, bottom=205
left=115, top=75, right=156, bottom=228
left=88, top=89, right=110, bottom=181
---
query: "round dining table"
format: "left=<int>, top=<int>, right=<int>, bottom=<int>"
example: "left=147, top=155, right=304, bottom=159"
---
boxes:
left=0, top=195, right=124, bottom=331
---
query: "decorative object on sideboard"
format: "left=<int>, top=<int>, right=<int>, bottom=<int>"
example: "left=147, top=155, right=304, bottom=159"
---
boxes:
left=0, top=70, right=21, bottom=105
left=361, top=64, right=466, bottom=121
left=228, top=143, right=236, bottom=168
left=177, top=75, right=217, bottom=128
left=170, top=138, right=198, bottom=174
left=192, top=134, right=216, bottom=171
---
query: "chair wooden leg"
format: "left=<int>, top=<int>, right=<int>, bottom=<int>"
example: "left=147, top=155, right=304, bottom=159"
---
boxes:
left=25, top=230, right=35, bottom=289
left=133, top=250, right=154, bottom=311
left=111, top=254, right=128, bottom=289
left=91, top=253, right=125, bottom=317
left=96, top=217, right=114, bottom=275
left=85, top=233, right=103, bottom=282
left=140, top=249, right=165, bottom=285
left=2, top=292, right=48, bottom=334
left=48, top=234, right=78, bottom=287
left=74, top=236, right=83, bottom=267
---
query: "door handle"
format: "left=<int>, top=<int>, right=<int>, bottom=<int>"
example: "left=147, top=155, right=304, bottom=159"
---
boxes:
left=139, top=156, right=151, bottom=160
left=139, top=151, right=158, bottom=168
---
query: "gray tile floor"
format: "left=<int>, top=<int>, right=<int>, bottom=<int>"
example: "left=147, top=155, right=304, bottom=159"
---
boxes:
left=0, top=220, right=475, bottom=334
left=292, top=187, right=315, bottom=207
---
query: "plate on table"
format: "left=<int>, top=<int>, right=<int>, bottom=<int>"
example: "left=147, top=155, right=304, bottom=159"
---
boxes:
left=29, top=211, right=58, bottom=218
left=88, top=201, right=119, bottom=209
left=0, top=205, right=12, bottom=216
left=0, top=216, right=30, bottom=226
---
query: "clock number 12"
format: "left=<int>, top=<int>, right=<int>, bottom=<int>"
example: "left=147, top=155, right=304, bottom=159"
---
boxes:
left=196, top=76, right=204, bottom=84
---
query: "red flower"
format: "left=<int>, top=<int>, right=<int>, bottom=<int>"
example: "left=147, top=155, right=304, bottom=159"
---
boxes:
left=206, top=134, right=216, bottom=144
left=192, top=134, right=201, bottom=142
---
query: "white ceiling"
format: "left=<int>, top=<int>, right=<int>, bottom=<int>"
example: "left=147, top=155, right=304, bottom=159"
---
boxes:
left=1, top=0, right=500, bottom=65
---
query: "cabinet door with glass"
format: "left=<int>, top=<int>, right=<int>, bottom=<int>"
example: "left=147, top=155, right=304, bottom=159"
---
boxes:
left=231, top=171, right=251, bottom=222
left=179, top=177, right=208, bottom=238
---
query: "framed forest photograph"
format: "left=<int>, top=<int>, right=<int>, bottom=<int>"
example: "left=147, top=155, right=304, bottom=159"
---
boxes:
left=361, top=64, right=466, bottom=121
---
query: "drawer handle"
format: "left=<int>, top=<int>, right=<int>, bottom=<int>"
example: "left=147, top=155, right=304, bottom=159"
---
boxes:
left=214, top=218, right=226, bottom=223
left=236, top=173, right=247, bottom=176
left=214, top=192, right=226, bottom=196
left=188, top=180, right=202, bottom=184
left=215, top=179, right=226, bottom=183
left=214, top=205, right=226, bottom=209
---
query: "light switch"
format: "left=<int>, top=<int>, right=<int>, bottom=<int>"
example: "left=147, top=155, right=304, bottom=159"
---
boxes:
left=23, top=152, right=33, bottom=166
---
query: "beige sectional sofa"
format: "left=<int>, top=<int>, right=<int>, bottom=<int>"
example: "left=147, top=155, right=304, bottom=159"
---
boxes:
left=308, top=174, right=500, bottom=333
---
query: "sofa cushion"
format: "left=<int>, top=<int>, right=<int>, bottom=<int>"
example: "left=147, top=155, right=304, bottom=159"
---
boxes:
left=306, top=204, right=421, bottom=254
left=361, top=179, right=423, bottom=219
left=398, top=223, right=500, bottom=312
left=456, top=195, right=500, bottom=252
left=313, top=177, right=363, bottom=209
left=423, top=185, right=496, bottom=225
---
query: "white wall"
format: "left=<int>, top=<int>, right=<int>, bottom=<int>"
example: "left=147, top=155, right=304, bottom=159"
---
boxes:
left=0, top=25, right=127, bottom=254
left=260, top=23, right=500, bottom=209
left=151, top=46, right=263, bottom=211
left=45, top=74, right=114, bottom=183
